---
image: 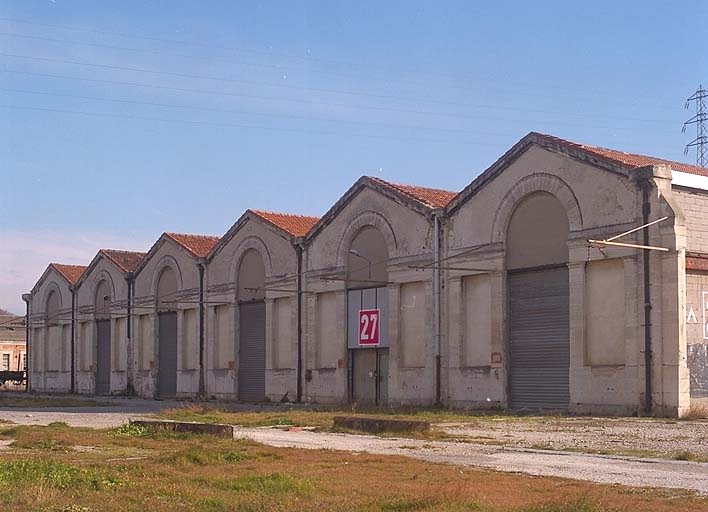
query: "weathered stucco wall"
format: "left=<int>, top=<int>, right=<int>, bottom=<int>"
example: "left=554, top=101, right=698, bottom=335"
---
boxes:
left=75, top=257, right=130, bottom=395
left=28, top=269, right=74, bottom=392
left=206, top=214, right=298, bottom=401
left=303, top=186, right=436, bottom=406
left=132, top=238, right=201, bottom=398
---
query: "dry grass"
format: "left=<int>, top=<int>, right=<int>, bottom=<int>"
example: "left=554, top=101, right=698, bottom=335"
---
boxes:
left=157, top=403, right=537, bottom=431
left=0, top=395, right=107, bottom=408
left=683, top=403, right=708, bottom=421
left=0, top=422, right=705, bottom=511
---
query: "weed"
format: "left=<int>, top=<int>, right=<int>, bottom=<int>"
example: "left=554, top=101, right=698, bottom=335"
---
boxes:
left=0, top=460, right=119, bottom=491
left=683, top=403, right=708, bottom=420
left=379, top=498, right=434, bottom=511
left=13, top=437, right=71, bottom=452
left=215, top=472, right=315, bottom=495
left=110, top=423, right=153, bottom=438
left=521, top=498, right=598, bottom=512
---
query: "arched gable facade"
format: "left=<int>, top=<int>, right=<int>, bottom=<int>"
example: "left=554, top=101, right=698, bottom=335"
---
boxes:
left=444, top=140, right=686, bottom=416
left=206, top=213, right=297, bottom=402
left=303, top=184, right=438, bottom=406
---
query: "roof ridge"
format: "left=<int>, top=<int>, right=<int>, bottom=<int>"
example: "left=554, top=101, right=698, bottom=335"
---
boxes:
left=532, top=132, right=708, bottom=177
left=50, top=263, right=87, bottom=285
left=367, top=176, right=457, bottom=208
left=250, top=208, right=319, bottom=219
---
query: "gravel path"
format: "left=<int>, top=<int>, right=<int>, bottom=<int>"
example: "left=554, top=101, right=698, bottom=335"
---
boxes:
left=438, top=416, right=708, bottom=458
left=235, top=427, right=708, bottom=495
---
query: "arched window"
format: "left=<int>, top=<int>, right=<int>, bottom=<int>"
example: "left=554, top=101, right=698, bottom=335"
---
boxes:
left=45, top=290, right=60, bottom=326
left=94, top=279, right=112, bottom=320
left=506, top=192, right=569, bottom=270
left=156, top=267, right=178, bottom=311
left=347, top=226, right=389, bottom=288
left=237, top=249, right=266, bottom=302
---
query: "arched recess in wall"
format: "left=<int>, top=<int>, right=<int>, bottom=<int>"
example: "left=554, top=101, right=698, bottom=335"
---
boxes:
left=43, top=285, right=63, bottom=374
left=94, top=278, right=113, bottom=395
left=505, top=191, right=570, bottom=411
left=45, top=288, right=61, bottom=326
left=155, top=265, right=178, bottom=398
left=347, top=225, right=390, bottom=406
left=236, top=248, right=266, bottom=402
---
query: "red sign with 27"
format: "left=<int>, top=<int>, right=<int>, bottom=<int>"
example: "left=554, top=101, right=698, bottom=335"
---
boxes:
left=358, top=309, right=380, bottom=346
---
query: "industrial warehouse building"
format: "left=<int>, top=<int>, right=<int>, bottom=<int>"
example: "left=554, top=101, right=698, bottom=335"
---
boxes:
left=24, top=132, right=708, bottom=417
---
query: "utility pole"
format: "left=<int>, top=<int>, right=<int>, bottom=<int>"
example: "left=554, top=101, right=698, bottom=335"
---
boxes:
left=683, top=85, right=707, bottom=168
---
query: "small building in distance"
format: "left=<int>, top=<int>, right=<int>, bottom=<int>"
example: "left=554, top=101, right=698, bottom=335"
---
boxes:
left=0, top=312, right=27, bottom=387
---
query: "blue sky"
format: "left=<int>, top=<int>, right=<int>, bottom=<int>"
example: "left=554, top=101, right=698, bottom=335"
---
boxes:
left=1, top=1, right=706, bottom=313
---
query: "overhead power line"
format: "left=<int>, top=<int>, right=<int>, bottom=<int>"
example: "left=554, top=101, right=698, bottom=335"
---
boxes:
left=0, top=30, right=683, bottom=111
left=0, top=86, right=682, bottom=137
left=683, top=85, right=708, bottom=168
left=0, top=103, right=512, bottom=145
left=0, top=17, right=686, bottom=109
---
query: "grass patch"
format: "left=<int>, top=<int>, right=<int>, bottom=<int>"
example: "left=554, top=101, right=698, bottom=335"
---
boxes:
left=0, top=423, right=703, bottom=511
left=0, top=459, right=122, bottom=491
left=159, top=446, right=253, bottom=466
left=0, top=396, right=107, bottom=408
left=214, top=472, right=315, bottom=495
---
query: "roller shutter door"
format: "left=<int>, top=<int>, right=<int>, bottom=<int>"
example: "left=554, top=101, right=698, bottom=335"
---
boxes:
left=157, top=311, right=178, bottom=398
left=95, top=320, right=111, bottom=395
left=238, top=301, right=266, bottom=402
left=509, top=266, right=570, bottom=410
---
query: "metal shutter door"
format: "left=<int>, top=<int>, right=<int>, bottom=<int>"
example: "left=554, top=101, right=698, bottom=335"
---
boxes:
left=509, top=267, right=570, bottom=410
left=238, top=301, right=266, bottom=402
left=95, top=320, right=111, bottom=395
left=157, top=311, right=178, bottom=398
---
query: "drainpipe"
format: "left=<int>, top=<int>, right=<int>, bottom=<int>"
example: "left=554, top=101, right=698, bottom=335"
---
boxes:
left=433, top=212, right=442, bottom=406
left=642, top=180, right=653, bottom=415
left=198, top=259, right=206, bottom=398
left=295, top=242, right=304, bottom=403
left=22, top=293, right=31, bottom=391
left=126, top=273, right=134, bottom=394
left=70, top=287, right=76, bottom=394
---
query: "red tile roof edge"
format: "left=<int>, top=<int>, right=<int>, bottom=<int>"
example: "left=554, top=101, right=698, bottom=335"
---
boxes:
left=368, top=176, right=457, bottom=208
left=50, top=263, right=87, bottom=285
left=99, top=249, right=147, bottom=273
left=533, top=132, right=708, bottom=177
left=249, top=209, right=320, bottom=237
left=165, top=232, right=221, bottom=258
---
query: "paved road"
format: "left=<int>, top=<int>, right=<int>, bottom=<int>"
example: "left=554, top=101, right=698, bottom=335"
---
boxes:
left=2, top=399, right=708, bottom=495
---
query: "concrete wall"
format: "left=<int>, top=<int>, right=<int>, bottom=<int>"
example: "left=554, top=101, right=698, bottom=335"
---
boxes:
left=673, top=187, right=708, bottom=253
left=303, top=186, right=436, bottom=405
left=28, top=268, right=73, bottom=392
left=25, top=144, right=698, bottom=417
left=686, top=271, right=708, bottom=399
left=206, top=214, right=298, bottom=401
left=445, top=146, right=688, bottom=416
left=75, top=257, right=130, bottom=395
left=132, top=237, right=201, bottom=398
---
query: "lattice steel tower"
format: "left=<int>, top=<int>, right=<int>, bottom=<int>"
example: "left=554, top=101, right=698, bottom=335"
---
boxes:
left=683, top=85, right=708, bottom=168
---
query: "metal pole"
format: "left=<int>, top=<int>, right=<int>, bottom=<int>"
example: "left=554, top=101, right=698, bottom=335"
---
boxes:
left=198, top=261, right=206, bottom=398
left=433, top=213, right=441, bottom=406
left=22, top=293, right=31, bottom=391
left=295, top=243, right=303, bottom=403
left=70, top=287, right=76, bottom=394
left=642, top=181, right=653, bottom=415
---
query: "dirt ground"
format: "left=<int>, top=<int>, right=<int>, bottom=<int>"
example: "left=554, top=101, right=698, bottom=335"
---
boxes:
left=1, top=421, right=707, bottom=512
left=437, top=416, right=708, bottom=460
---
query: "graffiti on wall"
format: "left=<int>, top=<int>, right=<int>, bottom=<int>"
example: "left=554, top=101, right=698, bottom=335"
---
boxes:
left=686, top=291, right=708, bottom=340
